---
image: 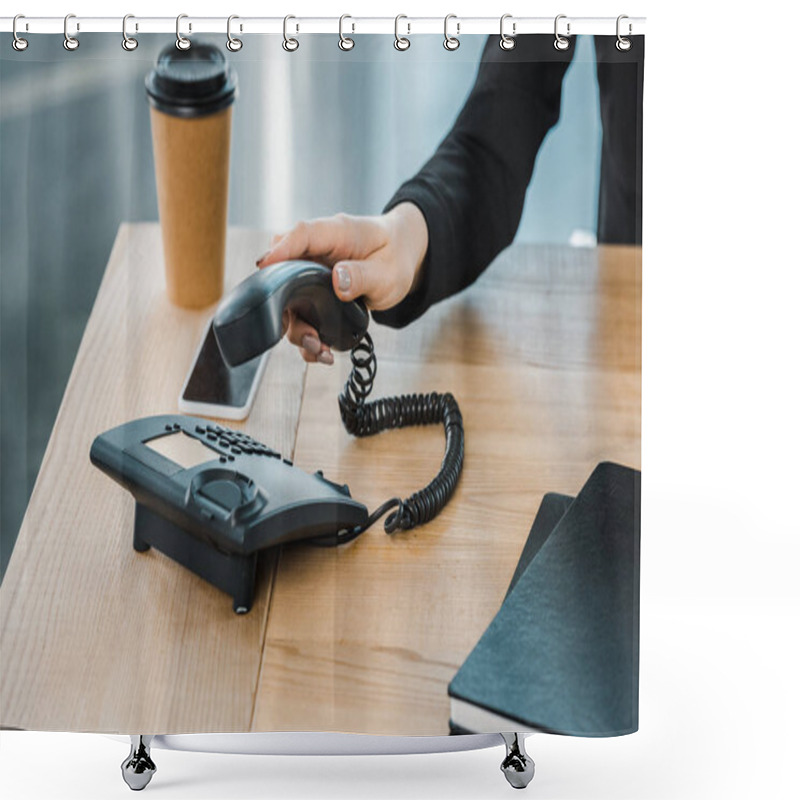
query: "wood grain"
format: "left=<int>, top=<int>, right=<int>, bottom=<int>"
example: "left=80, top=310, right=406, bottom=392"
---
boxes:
left=253, top=244, right=641, bottom=735
left=0, top=232, right=640, bottom=736
left=0, top=223, right=306, bottom=733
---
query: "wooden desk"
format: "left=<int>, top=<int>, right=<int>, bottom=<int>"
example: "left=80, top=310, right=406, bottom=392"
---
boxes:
left=0, top=224, right=640, bottom=735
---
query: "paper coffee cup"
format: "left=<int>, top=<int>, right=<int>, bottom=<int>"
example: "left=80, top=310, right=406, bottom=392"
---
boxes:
left=146, top=43, right=237, bottom=308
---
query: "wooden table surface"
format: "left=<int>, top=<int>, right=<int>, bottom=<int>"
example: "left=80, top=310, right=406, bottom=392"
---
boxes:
left=0, top=224, right=640, bottom=735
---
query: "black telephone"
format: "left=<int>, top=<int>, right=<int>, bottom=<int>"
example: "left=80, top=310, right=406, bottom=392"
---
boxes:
left=91, top=261, right=463, bottom=613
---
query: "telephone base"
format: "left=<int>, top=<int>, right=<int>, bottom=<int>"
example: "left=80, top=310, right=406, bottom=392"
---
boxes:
left=133, top=504, right=257, bottom=614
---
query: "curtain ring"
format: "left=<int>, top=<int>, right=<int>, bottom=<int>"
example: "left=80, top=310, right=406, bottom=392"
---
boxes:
left=176, top=14, right=191, bottom=50
left=616, top=15, right=632, bottom=51
left=227, top=15, right=243, bottom=51
left=443, top=14, right=460, bottom=51
left=12, top=15, right=29, bottom=52
left=122, top=15, right=138, bottom=51
left=339, top=14, right=355, bottom=51
left=554, top=14, right=571, bottom=51
left=283, top=15, right=299, bottom=52
left=499, top=14, right=516, bottom=50
left=394, top=15, right=410, bottom=51
left=63, top=13, right=79, bottom=51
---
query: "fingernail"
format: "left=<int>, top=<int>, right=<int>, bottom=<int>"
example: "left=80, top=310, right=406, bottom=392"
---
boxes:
left=256, top=249, right=271, bottom=266
left=335, top=265, right=351, bottom=292
left=318, top=351, right=334, bottom=365
left=302, top=334, right=321, bottom=355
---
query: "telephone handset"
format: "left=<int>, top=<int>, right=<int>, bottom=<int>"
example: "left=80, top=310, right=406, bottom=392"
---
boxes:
left=213, top=260, right=464, bottom=543
left=213, top=260, right=370, bottom=364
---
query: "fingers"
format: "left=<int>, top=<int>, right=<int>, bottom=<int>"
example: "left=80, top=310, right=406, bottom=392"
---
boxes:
left=256, top=213, right=386, bottom=269
left=284, top=310, right=334, bottom=365
left=284, top=311, right=317, bottom=349
left=255, top=233, right=285, bottom=267
left=256, top=217, right=343, bottom=269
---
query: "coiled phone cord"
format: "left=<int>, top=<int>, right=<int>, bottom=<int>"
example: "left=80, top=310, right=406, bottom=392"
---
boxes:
left=313, top=332, right=464, bottom=547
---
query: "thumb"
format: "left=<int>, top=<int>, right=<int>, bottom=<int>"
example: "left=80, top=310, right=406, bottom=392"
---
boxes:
left=333, top=260, right=374, bottom=304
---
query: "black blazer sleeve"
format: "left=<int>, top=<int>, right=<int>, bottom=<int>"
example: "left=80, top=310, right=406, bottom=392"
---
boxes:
left=594, top=35, right=644, bottom=246
left=372, top=35, right=574, bottom=328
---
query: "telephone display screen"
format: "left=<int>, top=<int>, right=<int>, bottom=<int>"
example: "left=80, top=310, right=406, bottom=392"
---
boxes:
left=145, top=431, right=216, bottom=469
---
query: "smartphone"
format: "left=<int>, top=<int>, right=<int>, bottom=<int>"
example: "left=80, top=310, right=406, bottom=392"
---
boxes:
left=178, top=320, right=269, bottom=420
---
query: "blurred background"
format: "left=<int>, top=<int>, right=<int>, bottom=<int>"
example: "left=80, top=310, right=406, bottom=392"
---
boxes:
left=0, top=33, right=602, bottom=579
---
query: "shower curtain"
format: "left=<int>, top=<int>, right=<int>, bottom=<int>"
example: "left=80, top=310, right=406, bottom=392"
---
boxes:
left=0, top=16, right=643, bottom=749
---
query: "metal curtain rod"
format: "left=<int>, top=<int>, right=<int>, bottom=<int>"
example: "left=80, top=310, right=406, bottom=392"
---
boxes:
left=0, top=15, right=646, bottom=36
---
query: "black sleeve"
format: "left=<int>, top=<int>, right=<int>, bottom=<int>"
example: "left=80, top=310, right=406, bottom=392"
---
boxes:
left=372, top=35, right=574, bottom=329
left=594, top=35, right=645, bottom=245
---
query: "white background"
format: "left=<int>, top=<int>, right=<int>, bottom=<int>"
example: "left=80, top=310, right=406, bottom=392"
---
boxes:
left=2, top=1, right=799, bottom=798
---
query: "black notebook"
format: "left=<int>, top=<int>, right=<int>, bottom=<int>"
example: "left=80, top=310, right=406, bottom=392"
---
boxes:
left=506, top=492, right=574, bottom=599
left=449, top=462, right=640, bottom=737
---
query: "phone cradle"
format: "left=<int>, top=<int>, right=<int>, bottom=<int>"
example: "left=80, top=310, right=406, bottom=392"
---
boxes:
left=133, top=504, right=259, bottom=614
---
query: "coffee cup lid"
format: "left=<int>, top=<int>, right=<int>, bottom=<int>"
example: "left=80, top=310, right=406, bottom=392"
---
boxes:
left=145, top=42, right=237, bottom=118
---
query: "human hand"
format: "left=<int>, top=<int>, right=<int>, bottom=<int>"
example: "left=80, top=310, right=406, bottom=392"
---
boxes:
left=256, top=202, right=428, bottom=364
